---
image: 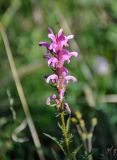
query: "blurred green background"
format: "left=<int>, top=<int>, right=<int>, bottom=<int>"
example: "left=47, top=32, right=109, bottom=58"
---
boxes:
left=0, top=0, right=117, bottom=159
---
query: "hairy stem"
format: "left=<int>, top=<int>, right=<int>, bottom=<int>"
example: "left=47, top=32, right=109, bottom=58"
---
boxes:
left=60, top=111, right=72, bottom=160
left=87, top=138, right=93, bottom=160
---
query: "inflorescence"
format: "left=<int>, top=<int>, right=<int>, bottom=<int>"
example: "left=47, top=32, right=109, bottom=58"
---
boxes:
left=39, top=28, right=78, bottom=113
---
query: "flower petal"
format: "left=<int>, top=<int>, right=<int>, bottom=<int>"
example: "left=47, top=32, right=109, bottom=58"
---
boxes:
left=48, top=27, right=54, bottom=34
left=39, top=42, right=50, bottom=48
left=49, top=43, right=57, bottom=52
left=66, top=35, right=74, bottom=40
left=46, top=74, right=58, bottom=83
left=63, top=103, right=71, bottom=115
left=69, top=51, right=78, bottom=57
left=62, top=54, right=70, bottom=63
left=48, top=33, right=56, bottom=42
left=65, top=75, right=77, bottom=83
left=58, top=28, right=63, bottom=38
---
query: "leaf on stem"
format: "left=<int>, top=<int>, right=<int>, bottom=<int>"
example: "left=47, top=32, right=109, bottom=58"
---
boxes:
left=44, top=133, right=66, bottom=155
left=73, top=144, right=83, bottom=158
left=66, top=116, right=71, bottom=133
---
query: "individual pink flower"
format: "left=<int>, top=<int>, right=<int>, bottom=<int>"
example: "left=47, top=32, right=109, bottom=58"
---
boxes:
left=64, top=75, right=77, bottom=84
left=46, top=74, right=58, bottom=84
left=48, top=57, right=58, bottom=67
left=57, top=49, right=78, bottom=64
left=46, top=94, right=58, bottom=106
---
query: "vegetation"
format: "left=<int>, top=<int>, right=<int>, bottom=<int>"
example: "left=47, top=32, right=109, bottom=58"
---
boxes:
left=0, top=0, right=117, bottom=159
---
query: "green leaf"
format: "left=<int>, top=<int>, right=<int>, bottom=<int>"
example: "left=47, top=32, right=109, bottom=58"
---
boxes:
left=44, top=133, right=66, bottom=155
left=58, top=122, right=63, bottom=131
left=73, top=144, right=83, bottom=159
left=66, top=116, right=70, bottom=133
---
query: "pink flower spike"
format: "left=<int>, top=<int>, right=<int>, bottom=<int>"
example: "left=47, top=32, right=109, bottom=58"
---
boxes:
left=39, top=28, right=79, bottom=110
left=48, top=57, right=58, bottom=67
left=46, top=74, right=58, bottom=83
left=65, top=75, right=77, bottom=84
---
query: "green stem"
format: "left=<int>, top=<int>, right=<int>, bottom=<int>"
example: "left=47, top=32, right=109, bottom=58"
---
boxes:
left=60, top=111, right=72, bottom=160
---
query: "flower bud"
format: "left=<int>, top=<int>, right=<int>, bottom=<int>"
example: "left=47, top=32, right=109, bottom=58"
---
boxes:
left=63, top=103, right=71, bottom=115
left=87, top=133, right=93, bottom=139
left=71, top=117, right=77, bottom=123
left=80, top=119, right=85, bottom=128
left=82, top=133, right=87, bottom=141
left=75, top=111, right=82, bottom=119
left=91, top=117, right=97, bottom=127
